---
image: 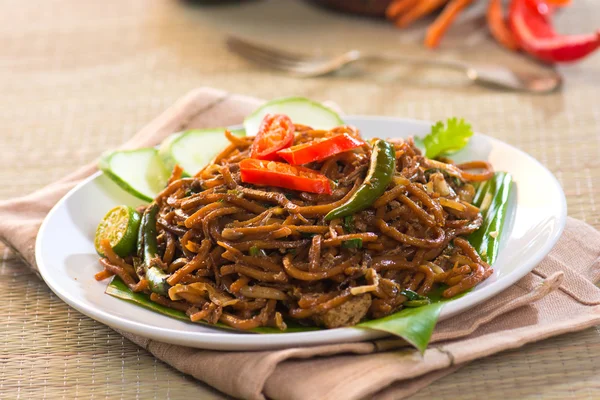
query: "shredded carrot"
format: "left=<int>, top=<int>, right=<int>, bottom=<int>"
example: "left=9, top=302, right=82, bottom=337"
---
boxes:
left=167, top=164, right=184, bottom=186
left=395, top=0, right=449, bottom=28
left=100, top=239, right=136, bottom=276
left=386, top=0, right=420, bottom=20
left=94, top=269, right=113, bottom=281
left=487, top=0, right=520, bottom=51
left=424, top=0, right=473, bottom=49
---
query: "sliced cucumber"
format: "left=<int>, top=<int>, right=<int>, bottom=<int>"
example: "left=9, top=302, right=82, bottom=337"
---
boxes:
left=158, top=128, right=245, bottom=176
left=157, top=132, right=182, bottom=174
left=99, top=148, right=169, bottom=202
left=244, top=97, right=344, bottom=137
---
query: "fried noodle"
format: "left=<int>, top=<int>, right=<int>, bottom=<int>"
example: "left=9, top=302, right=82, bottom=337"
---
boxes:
left=96, top=125, right=494, bottom=330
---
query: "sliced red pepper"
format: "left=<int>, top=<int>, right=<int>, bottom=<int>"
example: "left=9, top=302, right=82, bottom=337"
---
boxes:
left=509, top=0, right=600, bottom=63
left=525, top=0, right=553, bottom=17
left=526, top=0, right=570, bottom=17
left=521, top=0, right=555, bottom=39
left=277, top=133, right=365, bottom=165
left=239, top=159, right=332, bottom=195
left=249, top=114, right=294, bottom=161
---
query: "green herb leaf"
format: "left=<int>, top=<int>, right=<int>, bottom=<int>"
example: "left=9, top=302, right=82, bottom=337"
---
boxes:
left=227, top=189, right=243, bottom=198
left=249, top=245, right=260, bottom=257
left=400, top=289, right=424, bottom=301
left=419, top=118, right=474, bottom=159
left=404, top=299, right=431, bottom=307
left=343, top=215, right=355, bottom=233
left=423, top=168, right=442, bottom=180
left=341, top=238, right=362, bottom=249
left=248, top=246, right=268, bottom=257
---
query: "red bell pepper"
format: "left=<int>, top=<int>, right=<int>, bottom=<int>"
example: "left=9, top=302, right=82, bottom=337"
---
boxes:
left=509, top=0, right=600, bottom=63
left=526, top=0, right=570, bottom=16
left=239, top=159, right=332, bottom=195
left=277, top=133, right=364, bottom=165
left=250, top=114, right=294, bottom=161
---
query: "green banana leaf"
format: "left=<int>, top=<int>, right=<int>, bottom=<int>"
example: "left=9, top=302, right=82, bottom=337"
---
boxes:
left=468, top=172, right=513, bottom=264
left=356, top=285, right=453, bottom=353
left=106, top=172, right=513, bottom=352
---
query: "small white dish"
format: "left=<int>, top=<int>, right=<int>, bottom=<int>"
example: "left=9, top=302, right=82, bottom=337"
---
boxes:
left=36, top=116, right=567, bottom=350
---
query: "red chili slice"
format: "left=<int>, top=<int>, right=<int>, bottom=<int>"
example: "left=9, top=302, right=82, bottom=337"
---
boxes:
left=239, top=159, right=332, bottom=195
left=509, top=0, right=600, bottom=63
left=526, top=0, right=569, bottom=16
left=277, top=133, right=365, bottom=165
left=250, top=114, right=295, bottom=161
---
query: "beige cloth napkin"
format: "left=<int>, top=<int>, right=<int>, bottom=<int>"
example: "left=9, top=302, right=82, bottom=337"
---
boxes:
left=2, top=87, right=600, bottom=400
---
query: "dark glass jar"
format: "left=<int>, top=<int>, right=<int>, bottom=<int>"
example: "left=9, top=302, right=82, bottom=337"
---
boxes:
left=181, top=0, right=254, bottom=5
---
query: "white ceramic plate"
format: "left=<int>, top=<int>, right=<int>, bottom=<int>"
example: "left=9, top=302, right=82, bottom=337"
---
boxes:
left=36, top=116, right=567, bottom=350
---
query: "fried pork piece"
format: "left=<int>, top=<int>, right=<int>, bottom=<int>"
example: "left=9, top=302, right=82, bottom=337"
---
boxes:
left=313, top=294, right=372, bottom=328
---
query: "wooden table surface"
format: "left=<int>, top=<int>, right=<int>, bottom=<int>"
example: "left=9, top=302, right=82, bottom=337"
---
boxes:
left=1, top=0, right=599, bottom=398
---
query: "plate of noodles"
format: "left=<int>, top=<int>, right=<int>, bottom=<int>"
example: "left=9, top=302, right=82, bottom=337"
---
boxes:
left=36, top=97, right=566, bottom=351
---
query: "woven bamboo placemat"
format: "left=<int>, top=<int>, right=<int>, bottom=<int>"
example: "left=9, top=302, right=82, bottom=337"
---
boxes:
left=1, top=0, right=599, bottom=398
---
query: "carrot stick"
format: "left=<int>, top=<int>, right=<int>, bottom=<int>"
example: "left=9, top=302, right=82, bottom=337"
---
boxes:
left=386, top=0, right=420, bottom=20
left=487, top=0, right=520, bottom=51
left=424, top=0, right=473, bottom=48
left=395, top=0, right=449, bottom=28
left=545, top=0, right=571, bottom=5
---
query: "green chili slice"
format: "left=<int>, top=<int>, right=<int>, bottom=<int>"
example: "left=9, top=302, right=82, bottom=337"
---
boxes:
left=325, top=139, right=396, bottom=221
left=140, top=203, right=170, bottom=295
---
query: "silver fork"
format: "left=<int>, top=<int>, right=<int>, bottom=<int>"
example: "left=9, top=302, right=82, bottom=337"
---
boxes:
left=227, top=36, right=562, bottom=94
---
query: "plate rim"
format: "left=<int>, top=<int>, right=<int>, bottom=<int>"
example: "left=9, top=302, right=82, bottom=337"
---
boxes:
left=35, top=115, right=567, bottom=350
